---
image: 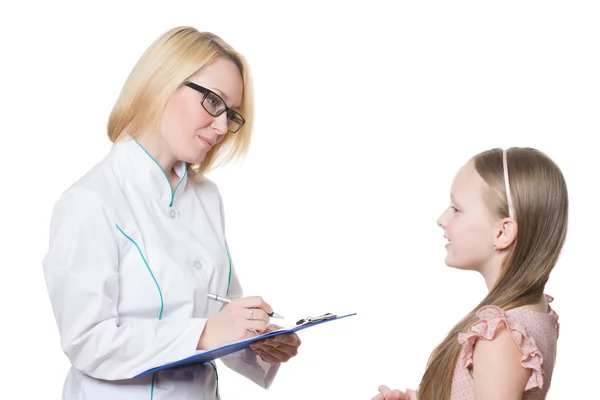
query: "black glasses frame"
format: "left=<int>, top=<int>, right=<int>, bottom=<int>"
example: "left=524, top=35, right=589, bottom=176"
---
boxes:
left=183, top=81, right=245, bottom=133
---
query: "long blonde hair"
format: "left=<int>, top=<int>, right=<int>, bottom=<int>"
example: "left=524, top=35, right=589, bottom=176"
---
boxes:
left=417, top=147, right=569, bottom=400
left=107, top=26, right=254, bottom=179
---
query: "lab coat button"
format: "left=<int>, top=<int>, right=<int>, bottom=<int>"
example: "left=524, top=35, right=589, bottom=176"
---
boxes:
left=169, top=209, right=176, bottom=218
left=193, top=261, right=202, bottom=270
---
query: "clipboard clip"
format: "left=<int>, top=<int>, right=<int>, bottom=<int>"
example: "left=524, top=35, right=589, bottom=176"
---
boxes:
left=295, top=313, right=337, bottom=327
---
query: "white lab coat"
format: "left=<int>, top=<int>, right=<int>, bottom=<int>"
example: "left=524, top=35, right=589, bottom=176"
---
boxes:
left=42, top=138, right=279, bottom=400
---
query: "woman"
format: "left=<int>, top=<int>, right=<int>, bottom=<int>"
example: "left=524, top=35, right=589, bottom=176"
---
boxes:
left=42, top=26, right=301, bottom=400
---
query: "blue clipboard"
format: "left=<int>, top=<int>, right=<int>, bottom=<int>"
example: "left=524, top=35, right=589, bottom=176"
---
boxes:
left=135, top=312, right=357, bottom=378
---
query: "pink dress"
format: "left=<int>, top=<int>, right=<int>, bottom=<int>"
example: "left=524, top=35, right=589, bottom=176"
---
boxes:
left=450, top=295, right=560, bottom=400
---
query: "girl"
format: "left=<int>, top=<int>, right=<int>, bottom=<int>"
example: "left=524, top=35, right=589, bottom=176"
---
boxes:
left=373, top=147, right=566, bottom=400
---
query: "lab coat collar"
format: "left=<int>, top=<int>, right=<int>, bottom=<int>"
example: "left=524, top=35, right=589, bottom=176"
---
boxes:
left=113, top=136, right=188, bottom=207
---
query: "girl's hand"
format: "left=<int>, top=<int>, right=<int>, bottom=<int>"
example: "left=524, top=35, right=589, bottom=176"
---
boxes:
left=371, top=385, right=417, bottom=400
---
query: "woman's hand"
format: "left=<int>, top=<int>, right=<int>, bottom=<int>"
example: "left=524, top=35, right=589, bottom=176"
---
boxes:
left=371, top=385, right=417, bottom=400
left=249, top=324, right=301, bottom=364
left=197, top=296, right=273, bottom=350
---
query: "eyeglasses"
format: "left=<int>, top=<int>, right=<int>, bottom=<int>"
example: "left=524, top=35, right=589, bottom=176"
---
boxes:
left=183, top=81, right=245, bottom=133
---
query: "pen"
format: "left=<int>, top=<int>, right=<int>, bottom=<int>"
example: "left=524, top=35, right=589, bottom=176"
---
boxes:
left=206, top=293, right=284, bottom=319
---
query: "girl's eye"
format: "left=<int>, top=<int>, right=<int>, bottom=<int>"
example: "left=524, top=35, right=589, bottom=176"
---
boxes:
left=450, top=206, right=460, bottom=213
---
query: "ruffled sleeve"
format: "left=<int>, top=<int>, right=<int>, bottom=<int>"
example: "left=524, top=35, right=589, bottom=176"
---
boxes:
left=545, top=294, right=560, bottom=338
left=457, top=305, right=545, bottom=391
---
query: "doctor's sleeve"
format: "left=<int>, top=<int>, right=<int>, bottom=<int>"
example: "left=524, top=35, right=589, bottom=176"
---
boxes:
left=216, top=193, right=280, bottom=389
left=42, top=187, right=206, bottom=381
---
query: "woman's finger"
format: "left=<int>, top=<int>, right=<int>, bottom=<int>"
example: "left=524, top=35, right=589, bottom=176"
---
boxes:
left=247, top=318, right=268, bottom=333
left=256, top=343, right=289, bottom=362
left=264, top=342, right=298, bottom=359
left=248, top=308, right=269, bottom=323
left=234, top=296, right=273, bottom=315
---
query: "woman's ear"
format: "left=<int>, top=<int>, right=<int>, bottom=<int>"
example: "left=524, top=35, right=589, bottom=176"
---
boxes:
left=494, top=218, right=518, bottom=250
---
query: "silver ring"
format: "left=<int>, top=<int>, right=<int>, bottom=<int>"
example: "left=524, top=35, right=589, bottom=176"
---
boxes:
left=248, top=309, right=254, bottom=320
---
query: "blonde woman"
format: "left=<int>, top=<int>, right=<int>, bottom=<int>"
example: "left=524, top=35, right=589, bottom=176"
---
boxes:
left=42, top=26, right=300, bottom=400
left=373, top=148, right=566, bottom=400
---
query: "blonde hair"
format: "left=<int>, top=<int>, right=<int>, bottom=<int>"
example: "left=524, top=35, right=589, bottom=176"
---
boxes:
left=107, top=26, right=254, bottom=179
left=417, top=147, right=569, bottom=400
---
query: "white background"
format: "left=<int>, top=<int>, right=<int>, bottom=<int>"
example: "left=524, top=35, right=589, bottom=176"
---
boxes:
left=1, top=1, right=598, bottom=399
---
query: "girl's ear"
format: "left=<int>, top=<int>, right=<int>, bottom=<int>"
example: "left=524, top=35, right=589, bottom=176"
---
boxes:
left=493, top=218, right=518, bottom=250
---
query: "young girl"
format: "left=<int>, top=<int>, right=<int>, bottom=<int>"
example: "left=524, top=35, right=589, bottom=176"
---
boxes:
left=373, top=147, right=567, bottom=400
